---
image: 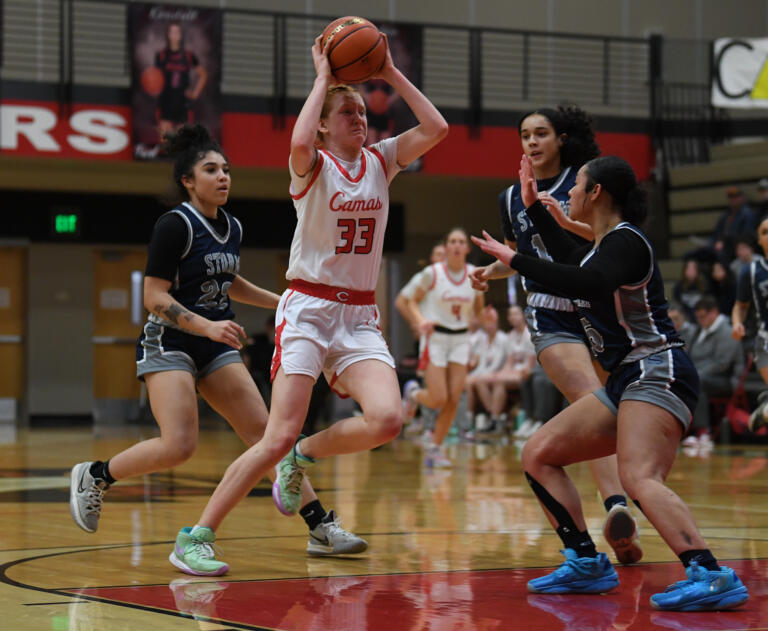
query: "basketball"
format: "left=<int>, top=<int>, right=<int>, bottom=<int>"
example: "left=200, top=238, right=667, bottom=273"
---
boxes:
left=140, top=66, right=164, bottom=96
left=320, top=16, right=386, bottom=84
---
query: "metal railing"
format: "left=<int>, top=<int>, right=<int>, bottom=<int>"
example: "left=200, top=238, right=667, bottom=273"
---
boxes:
left=1, top=0, right=652, bottom=119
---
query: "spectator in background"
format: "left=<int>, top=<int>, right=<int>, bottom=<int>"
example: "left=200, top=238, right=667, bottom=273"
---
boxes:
left=755, top=178, right=768, bottom=222
left=465, top=305, right=508, bottom=432
left=686, top=187, right=757, bottom=265
left=243, top=315, right=276, bottom=405
left=708, top=260, right=737, bottom=318
left=730, top=235, right=760, bottom=278
left=673, top=259, right=708, bottom=322
left=472, top=305, right=535, bottom=435
left=668, top=301, right=697, bottom=348
left=517, top=363, right=565, bottom=440
left=684, top=296, right=744, bottom=450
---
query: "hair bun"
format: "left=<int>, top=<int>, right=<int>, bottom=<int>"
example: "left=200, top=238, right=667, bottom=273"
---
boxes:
left=162, top=124, right=213, bottom=157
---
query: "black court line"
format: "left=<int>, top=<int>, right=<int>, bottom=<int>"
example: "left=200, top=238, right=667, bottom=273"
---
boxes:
left=24, top=600, right=91, bottom=606
left=0, top=548, right=276, bottom=631
left=4, top=540, right=768, bottom=629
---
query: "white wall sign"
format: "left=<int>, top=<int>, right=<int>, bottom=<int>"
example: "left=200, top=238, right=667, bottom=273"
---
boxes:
left=712, top=37, right=768, bottom=108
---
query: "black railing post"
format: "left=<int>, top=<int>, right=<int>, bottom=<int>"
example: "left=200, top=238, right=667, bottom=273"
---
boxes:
left=522, top=32, right=529, bottom=101
left=58, top=0, right=73, bottom=118
left=603, top=39, right=610, bottom=105
left=272, top=13, right=286, bottom=130
left=468, top=28, right=482, bottom=136
left=649, top=33, right=663, bottom=155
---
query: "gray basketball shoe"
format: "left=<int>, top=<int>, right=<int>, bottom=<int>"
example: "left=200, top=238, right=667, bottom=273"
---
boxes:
left=307, top=510, right=368, bottom=556
left=70, top=461, right=110, bottom=533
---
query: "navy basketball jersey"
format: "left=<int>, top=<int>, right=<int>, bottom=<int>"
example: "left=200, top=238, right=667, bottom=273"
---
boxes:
left=576, top=223, right=682, bottom=371
left=500, top=167, right=585, bottom=296
left=149, top=202, right=242, bottom=327
left=738, top=256, right=768, bottom=333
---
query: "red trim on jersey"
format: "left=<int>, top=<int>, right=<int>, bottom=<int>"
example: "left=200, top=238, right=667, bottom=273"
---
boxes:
left=289, top=153, right=325, bottom=200
left=320, top=149, right=367, bottom=183
left=270, top=318, right=287, bottom=382
left=328, top=372, right=351, bottom=399
left=289, top=279, right=375, bottom=305
left=417, top=340, right=430, bottom=372
left=428, top=263, right=438, bottom=290
left=367, top=146, right=387, bottom=179
left=441, top=262, right=468, bottom=286
left=270, top=290, right=295, bottom=381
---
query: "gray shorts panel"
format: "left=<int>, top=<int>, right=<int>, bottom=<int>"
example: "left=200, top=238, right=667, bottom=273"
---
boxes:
left=532, top=331, right=586, bottom=357
left=198, top=350, right=243, bottom=379
left=593, top=384, right=691, bottom=431
left=620, top=387, right=692, bottom=432
left=594, top=387, right=618, bottom=416
left=754, top=337, right=768, bottom=370
left=137, top=349, right=197, bottom=378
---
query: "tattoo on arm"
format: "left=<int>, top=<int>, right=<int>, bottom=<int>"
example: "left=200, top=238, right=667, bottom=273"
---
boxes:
left=156, top=302, right=193, bottom=325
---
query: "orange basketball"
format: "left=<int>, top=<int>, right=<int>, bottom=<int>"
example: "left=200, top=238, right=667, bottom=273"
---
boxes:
left=321, top=16, right=386, bottom=84
left=141, top=66, right=164, bottom=96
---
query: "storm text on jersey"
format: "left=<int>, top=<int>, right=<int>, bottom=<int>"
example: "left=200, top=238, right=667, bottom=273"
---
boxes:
left=204, top=252, right=240, bottom=276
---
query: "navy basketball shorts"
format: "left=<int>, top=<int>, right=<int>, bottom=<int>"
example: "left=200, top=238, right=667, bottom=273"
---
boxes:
left=595, top=347, right=700, bottom=431
left=136, top=321, right=242, bottom=381
left=525, top=306, right=589, bottom=356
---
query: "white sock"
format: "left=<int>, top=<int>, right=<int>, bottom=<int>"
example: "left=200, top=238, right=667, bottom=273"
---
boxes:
left=190, top=524, right=208, bottom=534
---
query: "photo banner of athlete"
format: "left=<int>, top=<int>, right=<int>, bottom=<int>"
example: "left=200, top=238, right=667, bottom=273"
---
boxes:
left=712, top=37, right=768, bottom=108
left=362, top=23, right=423, bottom=170
left=129, top=3, right=222, bottom=159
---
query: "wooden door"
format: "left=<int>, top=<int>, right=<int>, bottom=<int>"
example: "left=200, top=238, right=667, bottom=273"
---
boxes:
left=0, top=247, right=26, bottom=420
left=93, top=249, right=146, bottom=409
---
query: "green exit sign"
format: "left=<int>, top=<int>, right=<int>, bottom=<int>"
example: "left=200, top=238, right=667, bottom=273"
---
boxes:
left=55, top=214, right=78, bottom=233
left=50, top=209, right=81, bottom=238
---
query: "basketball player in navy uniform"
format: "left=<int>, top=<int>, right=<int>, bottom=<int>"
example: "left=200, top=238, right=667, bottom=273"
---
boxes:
left=70, top=124, right=367, bottom=575
left=472, top=154, right=749, bottom=611
left=471, top=105, right=641, bottom=565
left=155, top=22, right=208, bottom=137
left=733, top=217, right=768, bottom=431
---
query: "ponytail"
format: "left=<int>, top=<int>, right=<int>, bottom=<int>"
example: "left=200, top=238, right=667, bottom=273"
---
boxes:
left=162, top=124, right=225, bottom=200
left=585, top=156, right=648, bottom=226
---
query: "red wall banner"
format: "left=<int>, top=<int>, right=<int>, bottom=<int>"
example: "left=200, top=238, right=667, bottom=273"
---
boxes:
left=1, top=99, right=653, bottom=180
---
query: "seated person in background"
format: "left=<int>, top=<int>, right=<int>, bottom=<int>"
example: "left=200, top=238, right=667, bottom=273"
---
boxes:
left=517, top=361, right=565, bottom=440
left=709, top=260, right=737, bottom=318
left=465, top=305, right=508, bottom=432
left=729, top=235, right=760, bottom=278
left=685, top=296, right=744, bottom=449
left=668, top=301, right=697, bottom=348
left=468, top=305, right=535, bottom=435
left=673, top=258, right=708, bottom=322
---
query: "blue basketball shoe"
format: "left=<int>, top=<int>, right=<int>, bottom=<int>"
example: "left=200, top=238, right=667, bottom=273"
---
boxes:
left=650, top=562, right=749, bottom=611
left=528, top=548, right=619, bottom=594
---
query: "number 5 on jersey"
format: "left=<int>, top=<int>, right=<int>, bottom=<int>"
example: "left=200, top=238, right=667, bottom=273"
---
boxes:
left=336, top=218, right=376, bottom=254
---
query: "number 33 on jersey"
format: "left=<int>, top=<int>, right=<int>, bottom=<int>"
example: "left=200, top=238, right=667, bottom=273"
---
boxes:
left=287, top=137, right=402, bottom=292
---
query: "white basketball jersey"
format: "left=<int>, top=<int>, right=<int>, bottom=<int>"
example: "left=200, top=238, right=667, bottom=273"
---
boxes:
left=418, top=262, right=479, bottom=330
left=287, top=138, right=400, bottom=291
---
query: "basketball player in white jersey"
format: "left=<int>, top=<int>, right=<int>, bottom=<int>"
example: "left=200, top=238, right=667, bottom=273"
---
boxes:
left=395, top=242, right=446, bottom=436
left=402, top=228, right=484, bottom=467
left=169, top=33, right=448, bottom=573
